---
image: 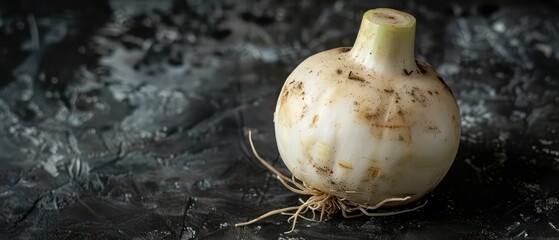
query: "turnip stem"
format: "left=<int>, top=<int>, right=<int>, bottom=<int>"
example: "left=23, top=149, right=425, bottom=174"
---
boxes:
left=350, top=8, right=417, bottom=76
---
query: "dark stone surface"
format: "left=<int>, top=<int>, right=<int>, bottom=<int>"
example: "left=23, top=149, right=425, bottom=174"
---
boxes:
left=1, top=0, right=558, bottom=239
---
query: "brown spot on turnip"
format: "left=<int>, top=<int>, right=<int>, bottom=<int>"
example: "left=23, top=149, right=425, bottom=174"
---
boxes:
left=314, top=164, right=330, bottom=175
left=368, top=166, right=381, bottom=180
left=300, top=105, right=308, bottom=119
left=426, top=124, right=441, bottom=133
left=336, top=69, right=342, bottom=74
left=339, top=47, right=351, bottom=53
left=403, top=69, right=413, bottom=76
left=373, top=124, right=404, bottom=129
left=295, top=82, right=303, bottom=90
left=310, top=115, right=319, bottom=127
left=348, top=71, right=365, bottom=82
left=410, top=87, right=428, bottom=104
left=416, top=60, right=427, bottom=74
left=281, top=90, right=289, bottom=103
left=338, top=162, right=353, bottom=170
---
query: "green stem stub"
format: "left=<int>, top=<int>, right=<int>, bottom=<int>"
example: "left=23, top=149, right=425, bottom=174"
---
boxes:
left=350, top=8, right=417, bottom=76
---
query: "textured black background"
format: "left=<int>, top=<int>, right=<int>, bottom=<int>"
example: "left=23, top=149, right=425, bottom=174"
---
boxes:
left=1, top=0, right=559, bottom=239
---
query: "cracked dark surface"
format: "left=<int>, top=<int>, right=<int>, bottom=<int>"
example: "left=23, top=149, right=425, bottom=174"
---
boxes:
left=1, top=0, right=559, bottom=239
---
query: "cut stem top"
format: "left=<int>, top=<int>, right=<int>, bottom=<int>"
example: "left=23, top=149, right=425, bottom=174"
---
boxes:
left=350, top=8, right=417, bottom=77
